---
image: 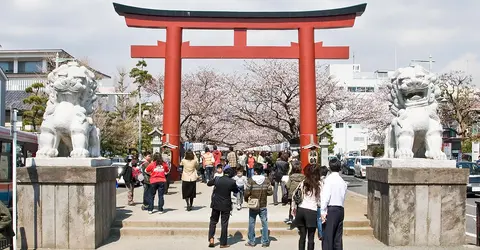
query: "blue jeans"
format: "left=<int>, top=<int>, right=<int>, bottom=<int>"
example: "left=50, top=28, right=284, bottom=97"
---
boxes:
left=236, top=187, right=244, bottom=207
left=317, top=207, right=323, bottom=238
left=247, top=168, right=254, bottom=178
left=205, top=166, right=214, bottom=182
left=148, top=182, right=165, bottom=212
left=248, top=207, right=269, bottom=245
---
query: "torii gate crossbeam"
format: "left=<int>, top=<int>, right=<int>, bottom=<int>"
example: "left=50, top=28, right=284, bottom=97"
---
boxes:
left=114, top=3, right=367, bottom=180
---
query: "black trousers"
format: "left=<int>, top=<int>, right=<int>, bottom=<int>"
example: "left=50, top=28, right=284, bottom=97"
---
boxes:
left=322, top=206, right=344, bottom=250
left=298, top=226, right=316, bottom=250
left=165, top=174, right=170, bottom=194
left=208, top=209, right=230, bottom=245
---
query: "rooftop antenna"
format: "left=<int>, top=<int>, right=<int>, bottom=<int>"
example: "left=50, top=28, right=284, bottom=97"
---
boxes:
left=394, top=47, right=397, bottom=69
left=352, top=52, right=355, bottom=64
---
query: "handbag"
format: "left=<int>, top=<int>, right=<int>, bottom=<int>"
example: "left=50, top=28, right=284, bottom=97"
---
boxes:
left=292, top=181, right=304, bottom=205
left=247, top=181, right=264, bottom=210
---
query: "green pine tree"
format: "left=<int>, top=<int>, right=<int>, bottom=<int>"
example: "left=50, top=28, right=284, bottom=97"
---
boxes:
left=22, top=82, right=48, bottom=131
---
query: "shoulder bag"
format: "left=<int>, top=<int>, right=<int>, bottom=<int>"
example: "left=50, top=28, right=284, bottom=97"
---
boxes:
left=247, top=181, right=264, bottom=210
left=292, top=181, right=304, bottom=205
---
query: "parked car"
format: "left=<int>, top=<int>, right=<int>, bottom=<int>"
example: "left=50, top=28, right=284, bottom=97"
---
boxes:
left=456, top=161, right=480, bottom=196
left=342, top=157, right=355, bottom=175
left=114, top=162, right=141, bottom=187
left=354, top=156, right=374, bottom=178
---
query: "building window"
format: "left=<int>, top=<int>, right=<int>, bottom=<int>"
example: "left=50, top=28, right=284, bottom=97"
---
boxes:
left=348, top=87, right=356, bottom=92
left=17, top=61, right=43, bottom=73
left=356, top=87, right=366, bottom=92
left=0, top=61, right=14, bottom=73
left=366, top=87, right=375, bottom=92
left=335, top=123, right=344, bottom=129
left=353, top=137, right=364, bottom=142
left=377, top=72, right=388, bottom=78
left=353, top=65, right=360, bottom=72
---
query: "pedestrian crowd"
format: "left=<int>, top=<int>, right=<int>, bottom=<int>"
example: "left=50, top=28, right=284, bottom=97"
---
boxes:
left=118, top=146, right=347, bottom=250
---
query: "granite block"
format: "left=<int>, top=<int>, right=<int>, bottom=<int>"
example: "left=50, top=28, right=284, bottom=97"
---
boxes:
left=17, top=165, right=116, bottom=249
left=26, top=157, right=112, bottom=167
left=374, top=158, right=456, bottom=168
left=367, top=164, right=468, bottom=247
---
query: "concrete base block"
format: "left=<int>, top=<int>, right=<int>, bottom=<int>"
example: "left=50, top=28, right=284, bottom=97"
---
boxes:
left=17, top=165, right=117, bottom=249
left=26, top=157, right=112, bottom=167
left=367, top=160, right=468, bottom=247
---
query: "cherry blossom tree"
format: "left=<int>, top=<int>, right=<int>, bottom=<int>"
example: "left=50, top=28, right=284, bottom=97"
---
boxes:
left=438, top=71, right=479, bottom=139
left=229, top=60, right=373, bottom=145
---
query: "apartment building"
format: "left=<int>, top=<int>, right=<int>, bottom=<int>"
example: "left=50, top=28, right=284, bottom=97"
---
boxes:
left=0, top=49, right=114, bottom=130
left=327, top=64, right=395, bottom=155
left=0, top=69, right=6, bottom=126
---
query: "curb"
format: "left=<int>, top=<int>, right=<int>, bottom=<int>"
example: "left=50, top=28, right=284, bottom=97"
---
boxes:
left=347, top=190, right=367, bottom=199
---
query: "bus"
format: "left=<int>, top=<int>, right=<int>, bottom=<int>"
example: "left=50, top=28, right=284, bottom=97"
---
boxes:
left=0, top=126, right=38, bottom=207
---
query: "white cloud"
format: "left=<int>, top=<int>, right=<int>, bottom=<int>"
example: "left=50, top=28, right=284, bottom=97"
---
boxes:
left=0, top=0, right=479, bottom=79
left=441, top=53, right=480, bottom=86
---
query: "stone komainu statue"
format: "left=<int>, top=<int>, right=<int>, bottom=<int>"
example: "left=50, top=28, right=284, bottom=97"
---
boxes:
left=36, top=61, right=101, bottom=158
left=383, top=65, right=447, bottom=160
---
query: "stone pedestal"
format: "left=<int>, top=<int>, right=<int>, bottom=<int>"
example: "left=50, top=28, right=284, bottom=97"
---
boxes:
left=367, top=158, right=469, bottom=246
left=17, top=158, right=116, bottom=249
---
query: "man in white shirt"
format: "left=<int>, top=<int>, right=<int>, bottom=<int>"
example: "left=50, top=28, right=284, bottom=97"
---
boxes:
left=320, top=158, right=347, bottom=250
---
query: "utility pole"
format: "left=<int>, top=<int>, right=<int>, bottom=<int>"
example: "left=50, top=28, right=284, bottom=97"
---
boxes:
left=138, top=86, right=142, bottom=160
left=11, top=108, right=17, bottom=250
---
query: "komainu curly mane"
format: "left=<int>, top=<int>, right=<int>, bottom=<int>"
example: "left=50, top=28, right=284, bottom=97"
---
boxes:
left=383, top=65, right=446, bottom=159
left=36, top=61, right=101, bottom=158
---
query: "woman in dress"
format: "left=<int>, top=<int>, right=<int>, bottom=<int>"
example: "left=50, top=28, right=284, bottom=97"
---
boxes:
left=181, top=149, right=199, bottom=211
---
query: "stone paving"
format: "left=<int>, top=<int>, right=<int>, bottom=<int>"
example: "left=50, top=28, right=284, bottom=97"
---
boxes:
left=98, top=235, right=478, bottom=250
left=104, top=181, right=476, bottom=249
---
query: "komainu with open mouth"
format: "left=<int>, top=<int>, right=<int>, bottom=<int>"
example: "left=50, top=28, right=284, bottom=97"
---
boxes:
left=383, top=65, right=447, bottom=159
left=36, top=61, right=101, bottom=158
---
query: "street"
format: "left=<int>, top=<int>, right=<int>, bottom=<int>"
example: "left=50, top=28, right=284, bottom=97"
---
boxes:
left=342, top=174, right=479, bottom=243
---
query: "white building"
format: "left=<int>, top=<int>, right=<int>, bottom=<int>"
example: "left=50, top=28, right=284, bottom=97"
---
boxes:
left=327, top=64, right=395, bottom=155
left=0, top=69, right=6, bottom=126
left=0, top=49, right=114, bottom=130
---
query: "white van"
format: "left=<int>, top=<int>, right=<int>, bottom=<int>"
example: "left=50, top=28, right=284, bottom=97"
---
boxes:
left=354, top=156, right=374, bottom=178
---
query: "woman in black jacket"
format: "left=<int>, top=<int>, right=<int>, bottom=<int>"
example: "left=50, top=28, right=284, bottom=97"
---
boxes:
left=207, top=168, right=238, bottom=248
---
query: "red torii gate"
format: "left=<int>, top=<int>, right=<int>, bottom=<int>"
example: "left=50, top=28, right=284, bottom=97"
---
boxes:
left=114, top=3, right=366, bottom=180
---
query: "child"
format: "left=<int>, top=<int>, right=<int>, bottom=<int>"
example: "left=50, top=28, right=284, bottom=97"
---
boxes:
left=317, top=165, right=329, bottom=240
left=232, top=168, right=248, bottom=210
left=223, top=159, right=231, bottom=171
left=213, top=164, right=224, bottom=178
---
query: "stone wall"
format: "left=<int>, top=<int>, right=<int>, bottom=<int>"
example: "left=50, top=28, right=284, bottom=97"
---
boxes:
left=367, top=160, right=469, bottom=246
left=17, top=165, right=116, bottom=249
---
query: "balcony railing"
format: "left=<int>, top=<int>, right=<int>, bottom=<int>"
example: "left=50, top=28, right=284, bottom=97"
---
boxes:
left=6, top=78, right=46, bottom=91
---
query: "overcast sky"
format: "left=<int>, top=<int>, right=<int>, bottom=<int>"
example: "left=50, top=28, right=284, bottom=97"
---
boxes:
left=2, top=0, right=480, bottom=84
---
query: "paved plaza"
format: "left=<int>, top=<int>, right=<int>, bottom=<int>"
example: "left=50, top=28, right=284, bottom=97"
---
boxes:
left=104, top=181, right=478, bottom=249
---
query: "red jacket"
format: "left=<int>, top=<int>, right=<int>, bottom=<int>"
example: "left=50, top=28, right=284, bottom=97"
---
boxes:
left=213, top=150, right=222, bottom=166
left=146, top=161, right=169, bottom=184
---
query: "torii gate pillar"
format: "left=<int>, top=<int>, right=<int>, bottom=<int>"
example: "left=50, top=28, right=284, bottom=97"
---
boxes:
left=114, top=3, right=367, bottom=178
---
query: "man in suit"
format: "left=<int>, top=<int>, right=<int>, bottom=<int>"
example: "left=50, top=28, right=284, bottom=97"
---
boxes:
left=207, top=168, right=238, bottom=248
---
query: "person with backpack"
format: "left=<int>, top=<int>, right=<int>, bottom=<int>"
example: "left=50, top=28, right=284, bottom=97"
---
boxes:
left=145, top=153, right=170, bottom=214
left=285, top=162, right=305, bottom=225
left=273, top=152, right=290, bottom=206
left=293, top=164, right=322, bottom=250
left=244, top=163, right=273, bottom=247
left=202, top=148, right=215, bottom=183
left=140, top=152, right=152, bottom=210
left=119, top=155, right=136, bottom=206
